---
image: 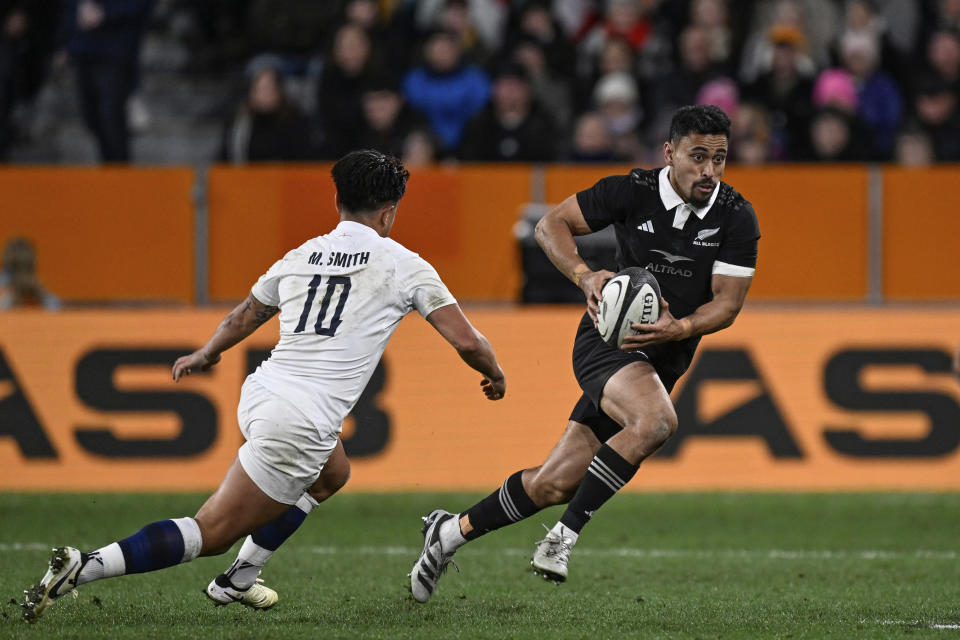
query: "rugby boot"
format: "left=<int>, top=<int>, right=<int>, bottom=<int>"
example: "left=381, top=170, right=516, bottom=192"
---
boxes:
left=20, top=546, right=83, bottom=623
left=531, top=525, right=574, bottom=583
left=409, top=509, right=458, bottom=603
left=205, top=576, right=278, bottom=610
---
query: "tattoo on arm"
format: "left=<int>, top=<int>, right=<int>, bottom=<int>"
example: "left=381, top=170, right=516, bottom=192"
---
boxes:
left=239, top=296, right=279, bottom=327
left=253, top=305, right=279, bottom=326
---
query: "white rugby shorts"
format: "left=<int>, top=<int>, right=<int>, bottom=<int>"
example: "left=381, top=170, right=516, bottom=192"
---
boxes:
left=236, top=378, right=338, bottom=505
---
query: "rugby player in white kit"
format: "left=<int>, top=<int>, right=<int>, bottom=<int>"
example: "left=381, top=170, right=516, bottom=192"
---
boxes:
left=19, top=150, right=506, bottom=623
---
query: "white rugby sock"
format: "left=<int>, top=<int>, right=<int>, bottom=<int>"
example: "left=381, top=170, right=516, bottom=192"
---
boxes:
left=224, top=493, right=317, bottom=590
left=439, top=515, right=467, bottom=552
left=76, top=542, right=125, bottom=585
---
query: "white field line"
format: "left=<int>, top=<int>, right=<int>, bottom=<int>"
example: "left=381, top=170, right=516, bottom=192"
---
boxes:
left=870, top=620, right=960, bottom=630
left=299, top=546, right=958, bottom=561
left=2, top=543, right=954, bottom=560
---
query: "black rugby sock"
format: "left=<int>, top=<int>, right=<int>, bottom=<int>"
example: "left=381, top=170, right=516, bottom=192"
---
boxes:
left=461, top=470, right=541, bottom=540
left=560, top=444, right=639, bottom=533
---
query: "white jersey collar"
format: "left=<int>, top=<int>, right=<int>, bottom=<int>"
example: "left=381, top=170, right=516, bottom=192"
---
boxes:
left=336, top=219, right=382, bottom=237
left=658, top=166, right=720, bottom=230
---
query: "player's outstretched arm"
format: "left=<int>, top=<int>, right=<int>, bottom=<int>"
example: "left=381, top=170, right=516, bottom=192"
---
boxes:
left=535, top=195, right=615, bottom=322
left=623, top=274, right=752, bottom=350
left=172, top=293, right=279, bottom=381
left=425, top=303, right=505, bottom=400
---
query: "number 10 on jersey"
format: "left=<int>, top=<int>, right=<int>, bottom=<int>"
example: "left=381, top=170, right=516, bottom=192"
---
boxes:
left=294, top=275, right=351, bottom=336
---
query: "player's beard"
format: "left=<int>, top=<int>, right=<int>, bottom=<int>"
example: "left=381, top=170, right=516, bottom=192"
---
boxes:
left=689, top=180, right=715, bottom=208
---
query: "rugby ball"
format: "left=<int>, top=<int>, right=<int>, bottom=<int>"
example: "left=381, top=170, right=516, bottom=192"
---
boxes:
left=596, top=267, right=662, bottom=348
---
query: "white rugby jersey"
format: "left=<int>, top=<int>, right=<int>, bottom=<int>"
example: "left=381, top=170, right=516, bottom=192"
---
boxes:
left=247, top=220, right=456, bottom=431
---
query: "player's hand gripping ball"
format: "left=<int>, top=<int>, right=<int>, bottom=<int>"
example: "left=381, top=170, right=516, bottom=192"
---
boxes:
left=596, top=267, right=662, bottom=348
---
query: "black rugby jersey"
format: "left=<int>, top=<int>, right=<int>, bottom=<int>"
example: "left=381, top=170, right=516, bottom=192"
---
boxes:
left=576, top=166, right=760, bottom=320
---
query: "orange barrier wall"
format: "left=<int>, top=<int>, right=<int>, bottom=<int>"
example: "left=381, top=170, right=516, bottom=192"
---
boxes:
left=2, top=307, right=958, bottom=491
left=882, top=167, right=960, bottom=300
left=0, top=168, right=195, bottom=302
left=3, top=165, right=959, bottom=303
left=545, top=165, right=870, bottom=300
left=207, top=165, right=530, bottom=302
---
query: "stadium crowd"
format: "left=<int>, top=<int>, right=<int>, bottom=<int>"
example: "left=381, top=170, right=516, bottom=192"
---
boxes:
left=1, top=0, right=958, bottom=165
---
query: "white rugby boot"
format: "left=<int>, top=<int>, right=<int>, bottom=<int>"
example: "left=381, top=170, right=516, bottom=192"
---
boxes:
left=21, top=546, right=84, bottom=623
left=408, top=509, right=458, bottom=603
left=530, top=525, right=574, bottom=583
left=205, top=575, right=278, bottom=610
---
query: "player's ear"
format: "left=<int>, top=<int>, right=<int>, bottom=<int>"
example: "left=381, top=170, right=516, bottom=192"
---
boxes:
left=334, top=191, right=342, bottom=214
left=379, top=203, right=397, bottom=235
left=663, top=141, right=674, bottom=166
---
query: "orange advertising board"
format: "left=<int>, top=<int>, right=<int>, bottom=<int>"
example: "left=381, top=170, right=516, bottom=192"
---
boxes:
left=207, top=165, right=529, bottom=302
left=0, top=168, right=195, bottom=302
left=1, top=306, right=959, bottom=492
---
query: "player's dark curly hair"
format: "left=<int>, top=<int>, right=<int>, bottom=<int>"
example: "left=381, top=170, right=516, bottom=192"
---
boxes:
left=331, top=149, right=410, bottom=213
left=668, top=105, right=731, bottom=143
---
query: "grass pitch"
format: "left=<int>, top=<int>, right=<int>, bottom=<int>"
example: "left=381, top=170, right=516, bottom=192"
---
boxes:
left=0, top=492, right=958, bottom=639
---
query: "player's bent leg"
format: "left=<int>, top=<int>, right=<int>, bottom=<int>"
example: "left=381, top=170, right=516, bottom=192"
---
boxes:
left=307, top=438, right=351, bottom=503
left=599, top=362, right=678, bottom=464
left=522, top=421, right=602, bottom=506
left=20, top=456, right=287, bottom=623
left=410, top=422, right=600, bottom=602
left=534, top=363, right=675, bottom=584
left=194, top=457, right=291, bottom=556
left=208, top=441, right=351, bottom=609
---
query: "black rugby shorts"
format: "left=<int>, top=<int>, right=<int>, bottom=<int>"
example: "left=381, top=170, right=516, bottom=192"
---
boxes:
left=569, top=311, right=693, bottom=442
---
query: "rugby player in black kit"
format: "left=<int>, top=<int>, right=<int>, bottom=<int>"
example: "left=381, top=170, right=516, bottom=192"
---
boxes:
left=409, top=105, right=760, bottom=601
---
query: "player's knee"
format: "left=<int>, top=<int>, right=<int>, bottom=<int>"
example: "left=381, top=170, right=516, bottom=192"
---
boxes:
left=528, top=472, right=578, bottom=506
left=194, top=517, right=239, bottom=556
left=623, top=406, right=677, bottom=450
left=653, top=409, right=679, bottom=446
left=308, top=460, right=351, bottom=503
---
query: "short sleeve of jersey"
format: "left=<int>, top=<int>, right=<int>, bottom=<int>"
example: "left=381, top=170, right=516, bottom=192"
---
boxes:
left=716, top=200, right=760, bottom=270
left=250, top=258, right=285, bottom=307
left=576, top=175, right=633, bottom=232
left=397, top=255, right=457, bottom=318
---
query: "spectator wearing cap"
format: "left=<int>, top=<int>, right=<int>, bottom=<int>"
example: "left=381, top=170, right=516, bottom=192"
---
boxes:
left=459, top=62, right=558, bottom=161
left=738, top=0, right=830, bottom=84
left=219, top=56, right=314, bottom=164
left=572, top=35, right=638, bottom=122
left=402, top=29, right=491, bottom=153
left=592, top=70, right=643, bottom=161
left=696, top=77, right=739, bottom=119
left=839, top=30, right=903, bottom=159
left=808, top=66, right=873, bottom=160
left=741, top=25, right=815, bottom=160
left=828, top=0, right=909, bottom=82
left=356, top=75, right=431, bottom=159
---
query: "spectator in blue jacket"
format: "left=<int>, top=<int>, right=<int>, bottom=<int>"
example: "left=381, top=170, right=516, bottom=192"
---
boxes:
left=402, top=29, right=490, bottom=154
left=840, top=30, right=902, bottom=160
left=61, top=0, right=154, bottom=162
